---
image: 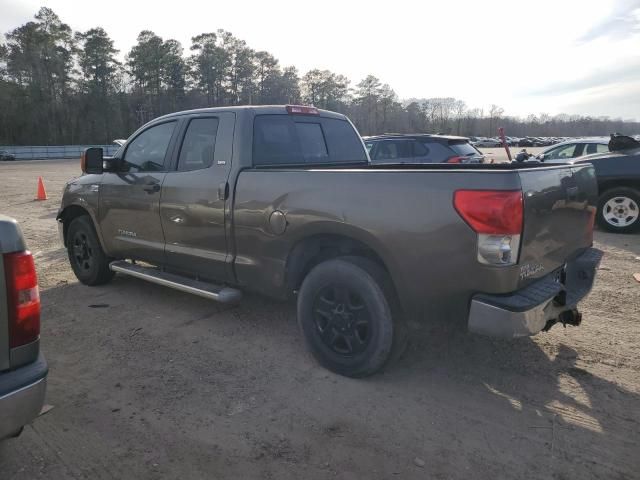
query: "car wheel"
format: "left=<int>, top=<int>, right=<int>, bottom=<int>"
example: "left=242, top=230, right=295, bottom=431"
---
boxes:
left=297, top=257, right=399, bottom=378
left=597, top=187, right=640, bottom=233
left=66, top=216, right=115, bottom=285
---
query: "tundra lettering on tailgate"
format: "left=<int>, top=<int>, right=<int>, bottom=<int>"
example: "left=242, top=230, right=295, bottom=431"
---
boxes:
left=520, top=263, right=545, bottom=280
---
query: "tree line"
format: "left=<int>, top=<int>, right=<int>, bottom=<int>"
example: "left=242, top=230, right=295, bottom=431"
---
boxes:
left=1, top=7, right=638, bottom=146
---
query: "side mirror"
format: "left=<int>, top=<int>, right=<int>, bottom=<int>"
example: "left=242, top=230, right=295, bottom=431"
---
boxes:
left=81, top=147, right=104, bottom=174
left=537, top=153, right=545, bottom=161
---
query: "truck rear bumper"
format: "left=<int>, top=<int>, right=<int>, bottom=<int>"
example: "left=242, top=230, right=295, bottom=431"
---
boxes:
left=0, top=353, right=48, bottom=440
left=468, top=248, right=603, bottom=338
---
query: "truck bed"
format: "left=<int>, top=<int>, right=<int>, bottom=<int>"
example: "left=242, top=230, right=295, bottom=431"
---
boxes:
left=232, top=162, right=597, bottom=323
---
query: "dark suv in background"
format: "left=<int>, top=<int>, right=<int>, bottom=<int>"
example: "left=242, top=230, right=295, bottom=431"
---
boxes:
left=364, top=134, right=484, bottom=164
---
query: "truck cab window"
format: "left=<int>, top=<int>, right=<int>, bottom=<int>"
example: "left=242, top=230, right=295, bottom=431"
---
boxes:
left=178, top=118, right=219, bottom=171
left=253, top=115, right=366, bottom=166
left=123, top=121, right=176, bottom=172
left=295, top=123, right=328, bottom=161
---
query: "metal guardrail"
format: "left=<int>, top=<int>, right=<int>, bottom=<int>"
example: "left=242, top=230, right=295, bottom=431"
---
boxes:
left=0, top=145, right=120, bottom=160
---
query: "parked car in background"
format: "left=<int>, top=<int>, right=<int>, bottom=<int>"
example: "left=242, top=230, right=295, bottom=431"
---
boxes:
left=539, top=135, right=640, bottom=233
left=537, top=137, right=609, bottom=163
left=473, top=137, right=502, bottom=148
left=0, top=150, right=16, bottom=161
left=364, top=134, right=485, bottom=164
left=519, top=137, right=545, bottom=147
left=0, top=215, right=47, bottom=440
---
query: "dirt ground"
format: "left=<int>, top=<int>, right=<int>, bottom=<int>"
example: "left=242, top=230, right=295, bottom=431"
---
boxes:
left=0, top=159, right=639, bottom=480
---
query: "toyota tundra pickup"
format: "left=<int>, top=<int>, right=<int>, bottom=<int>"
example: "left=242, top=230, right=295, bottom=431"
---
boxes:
left=57, top=105, right=602, bottom=377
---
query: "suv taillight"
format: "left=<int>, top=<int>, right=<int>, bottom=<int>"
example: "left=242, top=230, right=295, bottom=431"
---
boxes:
left=446, top=156, right=463, bottom=163
left=4, top=251, right=40, bottom=347
left=453, top=190, right=523, bottom=266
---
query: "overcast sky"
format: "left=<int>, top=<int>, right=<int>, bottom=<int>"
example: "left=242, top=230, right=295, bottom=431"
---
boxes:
left=1, top=0, right=639, bottom=120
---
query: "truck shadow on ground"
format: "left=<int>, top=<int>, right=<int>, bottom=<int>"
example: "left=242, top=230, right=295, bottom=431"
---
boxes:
left=27, top=277, right=639, bottom=479
left=594, top=230, right=640, bottom=256
left=383, top=323, right=638, bottom=472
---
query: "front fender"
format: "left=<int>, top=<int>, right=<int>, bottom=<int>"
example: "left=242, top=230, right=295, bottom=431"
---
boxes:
left=58, top=175, right=106, bottom=251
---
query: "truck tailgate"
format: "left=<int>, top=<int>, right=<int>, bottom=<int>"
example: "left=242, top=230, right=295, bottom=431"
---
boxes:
left=517, top=164, right=597, bottom=287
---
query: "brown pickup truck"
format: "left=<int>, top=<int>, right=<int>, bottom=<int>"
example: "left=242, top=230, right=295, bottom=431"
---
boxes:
left=57, top=105, right=602, bottom=377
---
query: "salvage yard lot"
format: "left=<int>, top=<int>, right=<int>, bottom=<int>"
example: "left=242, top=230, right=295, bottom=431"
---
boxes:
left=1, top=159, right=639, bottom=480
left=477, top=146, right=546, bottom=162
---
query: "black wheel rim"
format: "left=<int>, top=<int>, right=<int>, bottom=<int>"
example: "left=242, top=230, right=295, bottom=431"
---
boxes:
left=72, top=231, right=94, bottom=271
left=312, top=284, right=372, bottom=356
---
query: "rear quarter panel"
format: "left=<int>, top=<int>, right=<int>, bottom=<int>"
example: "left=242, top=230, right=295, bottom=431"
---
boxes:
left=232, top=168, right=525, bottom=324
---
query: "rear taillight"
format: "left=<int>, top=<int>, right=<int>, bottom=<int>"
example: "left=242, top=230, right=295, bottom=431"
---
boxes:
left=454, top=190, right=523, bottom=266
left=446, top=156, right=463, bottom=163
left=4, top=251, right=40, bottom=348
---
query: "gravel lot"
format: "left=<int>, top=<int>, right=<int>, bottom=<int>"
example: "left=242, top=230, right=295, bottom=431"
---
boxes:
left=477, top=146, right=546, bottom=162
left=1, top=159, right=639, bottom=480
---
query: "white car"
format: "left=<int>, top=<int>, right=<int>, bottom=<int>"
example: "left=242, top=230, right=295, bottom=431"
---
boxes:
left=474, top=138, right=503, bottom=148
left=536, top=137, right=609, bottom=163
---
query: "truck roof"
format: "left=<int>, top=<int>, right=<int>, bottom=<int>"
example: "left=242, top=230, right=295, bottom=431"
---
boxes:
left=363, top=133, right=470, bottom=142
left=154, top=105, right=347, bottom=123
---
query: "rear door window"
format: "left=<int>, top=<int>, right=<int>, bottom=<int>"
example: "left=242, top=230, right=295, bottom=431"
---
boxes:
left=420, top=141, right=454, bottom=163
left=584, top=143, right=609, bottom=155
left=177, top=117, right=219, bottom=171
left=371, top=140, right=412, bottom=161
left=253, top=115, right=366, bottom=166
left=545, top=143, right=578, bottom=161
left=411, top=141, right=429, bottom=157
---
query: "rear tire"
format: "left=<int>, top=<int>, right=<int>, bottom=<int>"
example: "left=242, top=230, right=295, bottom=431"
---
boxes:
left=297, top=257, right=399, bottom=378
left=597, top=187, right=640, bottom=233
left=66, top=216, right=115, bottom=286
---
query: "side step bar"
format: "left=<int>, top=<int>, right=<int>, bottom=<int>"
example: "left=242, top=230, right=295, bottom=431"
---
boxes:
left=109, top=260, right=242, bottom=304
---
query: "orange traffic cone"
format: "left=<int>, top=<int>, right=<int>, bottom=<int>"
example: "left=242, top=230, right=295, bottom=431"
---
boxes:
left=36, top=176, right=48, bottom=200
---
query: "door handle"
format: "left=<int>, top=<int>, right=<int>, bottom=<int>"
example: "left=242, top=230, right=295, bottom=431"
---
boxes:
left=218, top=182, right=229, bottom=200
left=143, top=183, right=161, bottom=194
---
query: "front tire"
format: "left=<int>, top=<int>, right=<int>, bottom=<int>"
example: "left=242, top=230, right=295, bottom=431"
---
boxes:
left=297, top=257, right=396, bottom=378
left=66, top=216, right=115, bottom=285
left=597, top=187, right=640, bottom=233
